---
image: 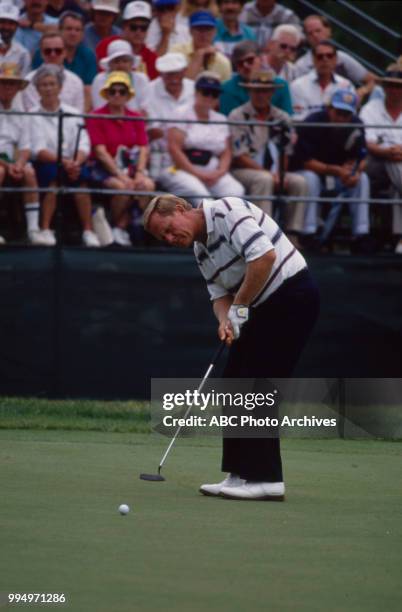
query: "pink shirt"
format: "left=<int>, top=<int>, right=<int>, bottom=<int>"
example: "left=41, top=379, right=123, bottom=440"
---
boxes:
left=86, top=105, right=148, bottom=157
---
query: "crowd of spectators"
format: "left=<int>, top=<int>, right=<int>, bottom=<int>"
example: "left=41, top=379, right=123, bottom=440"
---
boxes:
left=0, top=0, right=401, bottom=253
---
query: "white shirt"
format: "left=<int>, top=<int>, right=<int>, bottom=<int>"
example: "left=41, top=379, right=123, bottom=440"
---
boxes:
left=294, top=49, right=368, bottom=84
left=20, top=68, right=85, bottom=112
left=359, top=98, right=402, bottom=147
left=0, top=40, right=31, bottom=76
left=194, top=197, right=306, bottom=305
left=144, top=76, right=195, bottom=174
left=30, top=102, right=90, bottom=159
left=172, top=103, right=229, bottom=156
left=146, top=16, right=191, bottom=52
left=290, top=70, right=354, bottom=120
left=0, top=100, right=31, bottom=160
left=91, top=71, right=149, bottom=112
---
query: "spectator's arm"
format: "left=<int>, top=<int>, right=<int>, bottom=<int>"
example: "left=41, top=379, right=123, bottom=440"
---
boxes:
left=232, top=153, right=263, bottom=171
left=93, top=144, right=121, bottom=176
left=215, top=138, right=232, bottom=175
left=84, top=86, right=92, bottom=113
left=148, top=127, right=164, bottom=141
left=304, top=158, right=350, bottom=181
left=185, top=47, right=215, bottom=79
left=14, top=149, right=31, bottom=167
left=365, top=141, right=402, bottom=161
left=135, top=146, right=149, bottom=175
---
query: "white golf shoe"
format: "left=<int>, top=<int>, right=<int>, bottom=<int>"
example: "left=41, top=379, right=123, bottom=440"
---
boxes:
left=199, top=474, right=245, bottom=497
left=220, top=481, right=285, bottom=501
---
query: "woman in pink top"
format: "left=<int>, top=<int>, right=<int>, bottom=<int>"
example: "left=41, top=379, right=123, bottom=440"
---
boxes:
left=87, top=71, right=154, bottom=246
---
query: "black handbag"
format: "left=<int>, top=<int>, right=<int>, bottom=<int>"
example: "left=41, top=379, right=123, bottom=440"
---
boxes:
left=184, top=148, right=213, bottom=166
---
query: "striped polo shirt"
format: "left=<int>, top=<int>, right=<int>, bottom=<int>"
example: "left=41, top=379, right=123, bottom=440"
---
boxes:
left=194, top=197, right=307, bottom=307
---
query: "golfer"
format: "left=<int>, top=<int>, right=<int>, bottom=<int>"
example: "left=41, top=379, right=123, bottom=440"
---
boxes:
left=143, top=195, right=320, bottom=501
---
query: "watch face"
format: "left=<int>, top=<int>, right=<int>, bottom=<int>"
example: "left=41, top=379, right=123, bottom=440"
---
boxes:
left=237, top=307, right=248, bottom=318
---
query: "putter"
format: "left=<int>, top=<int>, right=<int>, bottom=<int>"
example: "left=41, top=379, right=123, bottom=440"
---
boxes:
left=140, top=341, right=226, bottom=482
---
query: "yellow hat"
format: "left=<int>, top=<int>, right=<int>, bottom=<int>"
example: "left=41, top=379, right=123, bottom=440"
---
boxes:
left=100, top=71, right=135, bottom=99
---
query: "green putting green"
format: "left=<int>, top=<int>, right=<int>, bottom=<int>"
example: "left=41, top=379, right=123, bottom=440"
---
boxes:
left=0, top=430, right=401, bottom=612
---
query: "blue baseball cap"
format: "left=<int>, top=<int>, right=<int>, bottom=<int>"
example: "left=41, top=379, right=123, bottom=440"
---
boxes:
left=195, top=71, right=222, bottom=92
left=330, top=89, right=357, bottom=113
left=190, top=11, right=217, bottom=28
left=153, top=0, right=180, bottom=7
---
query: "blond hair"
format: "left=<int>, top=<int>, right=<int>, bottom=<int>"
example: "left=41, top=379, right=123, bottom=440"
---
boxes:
left=143, top=194, right=192, bottom=230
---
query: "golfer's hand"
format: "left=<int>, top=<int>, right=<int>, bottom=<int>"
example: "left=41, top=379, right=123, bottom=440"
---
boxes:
left=218, top=318, right=234, bottom=346
left=227, top=305, right=249, bottom=340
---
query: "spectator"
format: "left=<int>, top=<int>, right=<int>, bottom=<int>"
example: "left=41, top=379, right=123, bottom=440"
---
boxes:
left=291, top=40, right=354, bottom=120
left=240, top=0, right=301, bottom=48
left=360, top=64, right=402, bottom=254
left=92, top=39, right=149, bottom=111
left=86, top=71, right=155, bottom=246
left=15, top=0, right=58, bottom=56
left=179, top=0, right=218, bottom=20
left=145, top=52, right=195, bottom=179
left=21, top=33, right=85, bottom=111
left=32, top=12, right=98, bottom=111
left=146, top=0, right=191, bottom=57
left=260, top=24, right=301, bottom=82
left=160, top=71, right=244, bottom=205
left=30, top=65, right=100, bottom=247
left=0, top=2, right=31, bottom=76
left=84, top=0, right=121, bottom=54
left=96, top=1, right=158, bottom=80
left=219, top=40, right=292, bottom=115
left=229, top=69, right=306, bottom=243
left=0, top=63, right=44, bottom=245
left=295, top=15, right=375, bottom=98
left=291, top=89, right=370, bottom=248
left=171, top=10, right=231, bottom=82
left=214, top=0, right=256, bottom=60
left=47, top=0, right=87, bottom=19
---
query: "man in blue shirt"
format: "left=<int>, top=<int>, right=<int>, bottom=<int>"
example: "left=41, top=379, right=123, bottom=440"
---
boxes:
left=214, top=0, right=256, bottom=60
left=220, top=40, right=293, bottom=115
left=15, top=0, right=58, bottom=55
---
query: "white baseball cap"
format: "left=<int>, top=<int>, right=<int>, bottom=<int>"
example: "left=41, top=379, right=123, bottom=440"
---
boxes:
left=156, top=52, right=188, bottom=73
left=92, top=0, right=120, bottom=14
left=100, top=40, right=137, bottom=70
left=123, top=1, right=152, bottom=21
left=0, top=2, right=19, bottom=22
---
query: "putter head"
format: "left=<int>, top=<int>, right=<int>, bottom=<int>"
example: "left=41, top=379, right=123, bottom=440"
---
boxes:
left=139, top=473, right=166, bottom=482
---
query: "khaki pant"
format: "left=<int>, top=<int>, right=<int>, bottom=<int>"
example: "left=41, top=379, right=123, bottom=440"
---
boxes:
left=231, top=168, right=307, bottom=232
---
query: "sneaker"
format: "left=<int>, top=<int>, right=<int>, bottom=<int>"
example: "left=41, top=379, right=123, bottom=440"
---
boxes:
left=30, top=229, right=56, bottom=246
left=220, top=481, right=285, bottom=501
left=395, top=239, right=402, bottom=255
left=82, top=230, right=101, bottom=248
left=112, top=227, right=132, bottom=247
left=0, top=235, right=5, bottom=245
left=199, top=473, right=245, bottom=497
left=92, top=207, right=114, bottom=246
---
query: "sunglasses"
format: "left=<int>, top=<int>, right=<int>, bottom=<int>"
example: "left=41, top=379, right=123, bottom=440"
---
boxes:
left=128, top=23, right=149, bottom=32
left=279, top=42, right=298, bottom=52
left=199, top=89, right=220, bottom=99
left=333, top=108, right=353, bottom=117
left=157, top=5, right=177, bottom=11
left=108, top=87, right=129, bottom=96
left=238, top=55, right=256, bottom=67
left=42, top=47, right=64, bottom=56
left=315, top=52, right=336, bottom=60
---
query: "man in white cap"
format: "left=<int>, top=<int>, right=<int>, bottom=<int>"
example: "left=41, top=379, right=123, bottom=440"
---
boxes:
left=0, top=2, right=31, bottom=76
left=96, top=1, right=159, bottom=80
left=91, top=39, right=149, bottom=111
left=84, top=0, right=121, bottom=54
left=144, top=51, right=195, bottom=179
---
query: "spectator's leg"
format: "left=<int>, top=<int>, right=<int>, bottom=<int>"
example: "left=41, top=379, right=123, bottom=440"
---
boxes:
left=231, top=168, right=273, bottom=214
left=22, top=164, right=40, bottom=237
left=348, top=172, right=370, bottom=236
left=0, top=167, right=6, bottom=243
left=105, top=177, right=132, bottom=229
left=209, top=172, right=245, bottom=199
left=73, top=188, right=93, bottom=231
left=158, top=168, right=210, bottom=207
left=384, top=161, right=402, bottom=236
left=41, top=182, right=57, bottom=230
left=283, top=172, right=308, bottom=233
left=136, top=176, right=155, bottom=211
left=294, top=170, right=321, bottom=234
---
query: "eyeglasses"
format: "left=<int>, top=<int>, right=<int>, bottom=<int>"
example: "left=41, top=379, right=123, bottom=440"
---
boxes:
left=108, top=87, right=129, bottom=96
left=315, top=52, right=336, bottom=60
left=128, top=23, right=149, bottom=32
left=279, top=42, right=298, bottom=52
left=333, top=108, right=353, bottom=117
left=238, top=55, right=256, bottom=67
left=199, top=89, right=220, bottom=99
left=156, top=5, right=177, bottom=11
left=42, top=47, right=64, bottom=56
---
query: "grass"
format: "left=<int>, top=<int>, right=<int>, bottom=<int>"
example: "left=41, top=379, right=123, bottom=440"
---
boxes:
left=0, top=427, right=401, bottom=612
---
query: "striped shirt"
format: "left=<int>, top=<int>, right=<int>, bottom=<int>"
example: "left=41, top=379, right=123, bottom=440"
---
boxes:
left=194, top=197, right=306, bottom=307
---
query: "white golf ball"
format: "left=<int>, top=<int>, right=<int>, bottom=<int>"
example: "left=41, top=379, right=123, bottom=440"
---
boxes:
left=118, top=503, right=130, bottom=515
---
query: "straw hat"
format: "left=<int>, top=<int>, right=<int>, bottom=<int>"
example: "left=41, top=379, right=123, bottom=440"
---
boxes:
left=100, top=71, right=135, bottom=99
